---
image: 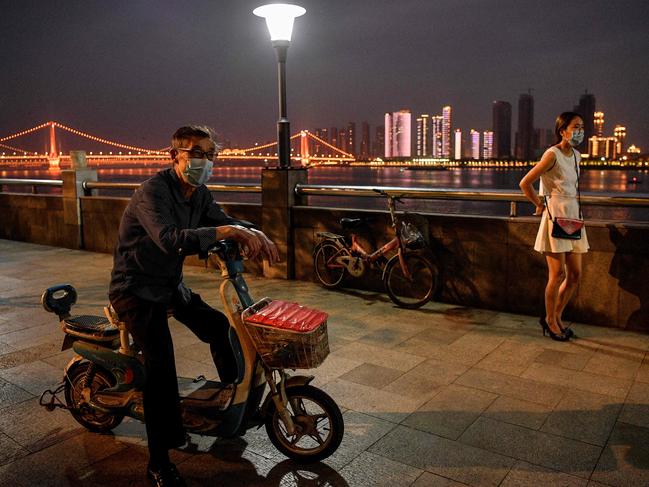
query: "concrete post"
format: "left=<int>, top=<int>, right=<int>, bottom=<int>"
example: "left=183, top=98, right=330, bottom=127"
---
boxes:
left=61, top=151, right=97, bottom=248
left=261, top=167, right=307, bottom=279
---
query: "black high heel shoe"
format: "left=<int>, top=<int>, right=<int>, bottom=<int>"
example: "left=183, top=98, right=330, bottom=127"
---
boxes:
left=539, top=317, right=569, bottom=342
left=558, top=323, right=575, bottom=338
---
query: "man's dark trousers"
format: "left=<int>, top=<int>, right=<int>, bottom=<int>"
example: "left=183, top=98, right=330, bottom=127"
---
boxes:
left=111, top=291, right=238, bottom=452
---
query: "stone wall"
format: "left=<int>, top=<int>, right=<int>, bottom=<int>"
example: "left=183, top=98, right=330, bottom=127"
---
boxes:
left=0, top=193, right=76, bottom=247
left=1, top=190, right=647, bottom=330
left=292, top=206, right=649, bottom=331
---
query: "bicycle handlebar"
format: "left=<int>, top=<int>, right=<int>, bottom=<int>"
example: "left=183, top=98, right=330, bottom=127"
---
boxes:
left=372, top=188, right=404, bottom=204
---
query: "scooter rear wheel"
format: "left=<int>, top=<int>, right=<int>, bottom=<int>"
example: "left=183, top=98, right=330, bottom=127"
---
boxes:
left=65, top=362, right=124, bottom=433
left=265, top=385, right=344, bottom=463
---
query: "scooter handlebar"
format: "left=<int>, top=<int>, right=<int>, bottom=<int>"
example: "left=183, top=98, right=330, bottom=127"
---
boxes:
left=205, top=239, right=242, bottom=262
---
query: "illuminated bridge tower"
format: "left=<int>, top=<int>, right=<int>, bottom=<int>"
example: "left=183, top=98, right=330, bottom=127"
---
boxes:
left=49, top=122, right=58, bottom=158
left=48, top=121, right=60, bottom=167
left=300, top=130, right=310, bottom=164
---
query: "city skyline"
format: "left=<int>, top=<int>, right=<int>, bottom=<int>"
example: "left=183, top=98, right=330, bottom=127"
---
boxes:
left=2, top=1, right=648, bottom=151
left=1, top=91, right=636, bottom=161
left=306, top=89, right=635, bottom=160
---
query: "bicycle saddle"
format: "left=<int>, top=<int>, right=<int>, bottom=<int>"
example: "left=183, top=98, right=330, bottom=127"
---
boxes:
left=340, top=218, right=365, bottom=230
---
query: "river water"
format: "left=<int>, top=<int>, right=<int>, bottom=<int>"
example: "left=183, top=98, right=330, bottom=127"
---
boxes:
left=2, top=163, right=648, bottom=221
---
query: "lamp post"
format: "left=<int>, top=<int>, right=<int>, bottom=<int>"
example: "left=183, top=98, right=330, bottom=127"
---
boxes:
left=253, top=3, right=306, bottom=169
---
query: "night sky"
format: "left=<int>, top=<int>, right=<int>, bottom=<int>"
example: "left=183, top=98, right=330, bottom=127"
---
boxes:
left=2, top=0, right=648, bottom=152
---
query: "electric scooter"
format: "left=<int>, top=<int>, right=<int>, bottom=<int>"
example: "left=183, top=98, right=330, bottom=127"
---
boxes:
left=39, top=240, right=344, bottom=463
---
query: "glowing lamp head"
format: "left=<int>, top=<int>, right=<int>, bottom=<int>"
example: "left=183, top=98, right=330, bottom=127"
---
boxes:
left=253, top=3, right=305, bottom=44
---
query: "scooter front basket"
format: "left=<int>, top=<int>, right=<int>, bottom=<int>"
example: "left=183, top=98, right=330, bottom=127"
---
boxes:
left=242, top=298, right=329, bottom=369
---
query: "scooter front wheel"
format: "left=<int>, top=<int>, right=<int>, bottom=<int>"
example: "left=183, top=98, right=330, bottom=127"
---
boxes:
left=265, top=385, right=344, bottom=463
left=65, top=361, right=124, bottom=433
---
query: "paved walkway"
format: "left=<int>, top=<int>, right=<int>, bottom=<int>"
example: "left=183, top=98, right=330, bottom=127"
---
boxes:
left=1, top=239, right=648, bottom=486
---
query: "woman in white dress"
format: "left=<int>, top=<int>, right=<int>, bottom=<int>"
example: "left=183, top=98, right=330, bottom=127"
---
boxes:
left=519, top=112, right=589, bottom=341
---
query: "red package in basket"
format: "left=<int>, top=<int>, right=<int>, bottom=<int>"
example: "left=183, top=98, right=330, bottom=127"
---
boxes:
left=245, top=300, right=327, bottom=332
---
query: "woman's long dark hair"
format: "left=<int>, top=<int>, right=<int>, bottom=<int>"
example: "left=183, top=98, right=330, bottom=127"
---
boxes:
left=555, top=111, right=582, bottom=144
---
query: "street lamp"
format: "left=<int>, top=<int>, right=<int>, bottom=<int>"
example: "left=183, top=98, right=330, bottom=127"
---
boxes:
left=253, top=3, right=306, bottom=169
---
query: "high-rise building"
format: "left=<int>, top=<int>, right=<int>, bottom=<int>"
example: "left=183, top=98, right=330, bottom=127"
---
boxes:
left=360, top=121, right=370, bottom=159
left=515, top=92, right=534, bottom=160
left=373, top=125, right=384, bottom=158
left=416, top=114, right=430, bottom=156
left=482, top=131, right=494, bottom=159
left=589, top=136, right=618, bottom=160
left=492, top=100, right=512, bottom=159
left=330, top=127, right=338, bottom=150
left=314, top=128, right=328, bottom=155
left=385, top=110, right=412, bottom=158
left=614, top=125, right=627, bottom=155
left=470, top=129, right=480, bottom=159
left=453, top=129, right=462, bottom=160
left=573, top=91, right=596, bottom=153
left=346, top=122, right=356, bottom=156
left=338, top=127, right=347, bottom=150
left=533, top=128, right=554, bottom=158
left=594, top=111, right=604, bottom=137
left=431, top=115, right=443, bottom=158
left=442, top=106, right=452, bottom=158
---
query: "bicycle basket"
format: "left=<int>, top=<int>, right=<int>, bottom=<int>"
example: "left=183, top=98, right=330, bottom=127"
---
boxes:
left=400, top=222, right=426, bottom=250
left=242, top=298, right=329, bottom=369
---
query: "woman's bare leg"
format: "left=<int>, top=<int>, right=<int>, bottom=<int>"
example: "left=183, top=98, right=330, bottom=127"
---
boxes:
left=556, top=252, right=582, bottom=329
left=545, top=253, right=566, bottom=335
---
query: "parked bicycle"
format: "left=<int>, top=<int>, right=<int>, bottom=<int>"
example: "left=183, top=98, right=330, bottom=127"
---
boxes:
left=313, top=190, right=440, bottom=309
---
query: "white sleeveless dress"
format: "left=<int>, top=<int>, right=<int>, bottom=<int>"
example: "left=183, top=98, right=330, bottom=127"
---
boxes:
left=534, top=146, right=590, bottom=254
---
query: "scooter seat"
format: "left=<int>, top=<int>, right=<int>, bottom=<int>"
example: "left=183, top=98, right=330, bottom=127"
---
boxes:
left=64, top=315, right=119, bottom=339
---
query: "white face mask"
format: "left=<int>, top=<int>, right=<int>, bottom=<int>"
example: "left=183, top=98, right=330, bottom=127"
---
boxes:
left=181, top=158, right=213, bottom=186
left=568, top=129, right=584, bottom=146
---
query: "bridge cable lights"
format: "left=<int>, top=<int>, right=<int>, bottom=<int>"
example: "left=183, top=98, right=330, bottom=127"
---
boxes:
left=253, top=3, right=305, bottom=169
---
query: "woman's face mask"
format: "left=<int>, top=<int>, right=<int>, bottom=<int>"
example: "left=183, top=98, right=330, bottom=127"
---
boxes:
left=181, top=158, right=213, bottom=186
left=568, top=129, right=584, bottom=146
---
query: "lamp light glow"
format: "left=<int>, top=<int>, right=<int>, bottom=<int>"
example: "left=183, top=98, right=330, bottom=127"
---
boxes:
left=253, top=4, right=305, bottom=43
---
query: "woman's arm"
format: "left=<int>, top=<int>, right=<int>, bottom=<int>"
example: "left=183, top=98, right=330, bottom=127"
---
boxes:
left=519, top=150, right=556, bottom=215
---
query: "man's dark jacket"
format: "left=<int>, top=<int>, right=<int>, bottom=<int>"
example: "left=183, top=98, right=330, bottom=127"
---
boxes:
left=109, top=168, right=242, bottom=304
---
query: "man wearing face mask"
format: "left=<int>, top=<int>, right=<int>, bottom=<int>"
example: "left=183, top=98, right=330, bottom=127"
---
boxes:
left=108, top=125, right=279, bottom=486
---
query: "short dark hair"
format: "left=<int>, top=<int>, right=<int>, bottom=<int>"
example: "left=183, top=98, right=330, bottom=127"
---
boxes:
left=554, top=112, right=582, bottom=144
left=171, top=125, right=216, bottom=149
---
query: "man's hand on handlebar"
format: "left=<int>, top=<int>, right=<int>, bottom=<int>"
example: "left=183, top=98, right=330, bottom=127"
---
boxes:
left=216, top=225, right=280, bottom=264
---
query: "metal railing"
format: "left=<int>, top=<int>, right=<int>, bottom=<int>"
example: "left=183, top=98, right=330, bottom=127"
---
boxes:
left=2, top=178, right=648, bottom=218
left=82, top=181, right=261, bottom=193
left=0, top=178, right=63, bottom=194
left=294, top=183, right=649, bottom=217
left=0, top=178, right=260, bottom=194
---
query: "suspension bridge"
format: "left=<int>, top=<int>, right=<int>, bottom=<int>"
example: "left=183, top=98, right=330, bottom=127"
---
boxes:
left=0, top=121, right=355, bottom=168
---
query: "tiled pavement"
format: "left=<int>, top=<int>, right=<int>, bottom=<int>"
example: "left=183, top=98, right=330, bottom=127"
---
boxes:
left=1, top=238, right=649, bottom=486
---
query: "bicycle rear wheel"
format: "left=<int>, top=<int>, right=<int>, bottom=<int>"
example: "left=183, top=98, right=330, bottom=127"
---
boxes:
left=313, top=242, right=347, bottom=288
left=384, top=253, right=438, bottom=309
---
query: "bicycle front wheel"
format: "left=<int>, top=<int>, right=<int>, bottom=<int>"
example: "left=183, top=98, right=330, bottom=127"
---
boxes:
left=384, top=253, right=438, bottom=308
left=313, top=242, right=347, bottom=288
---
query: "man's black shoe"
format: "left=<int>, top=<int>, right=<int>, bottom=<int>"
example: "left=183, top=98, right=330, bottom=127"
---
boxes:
left=147, top=462, right=187, bottom=487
